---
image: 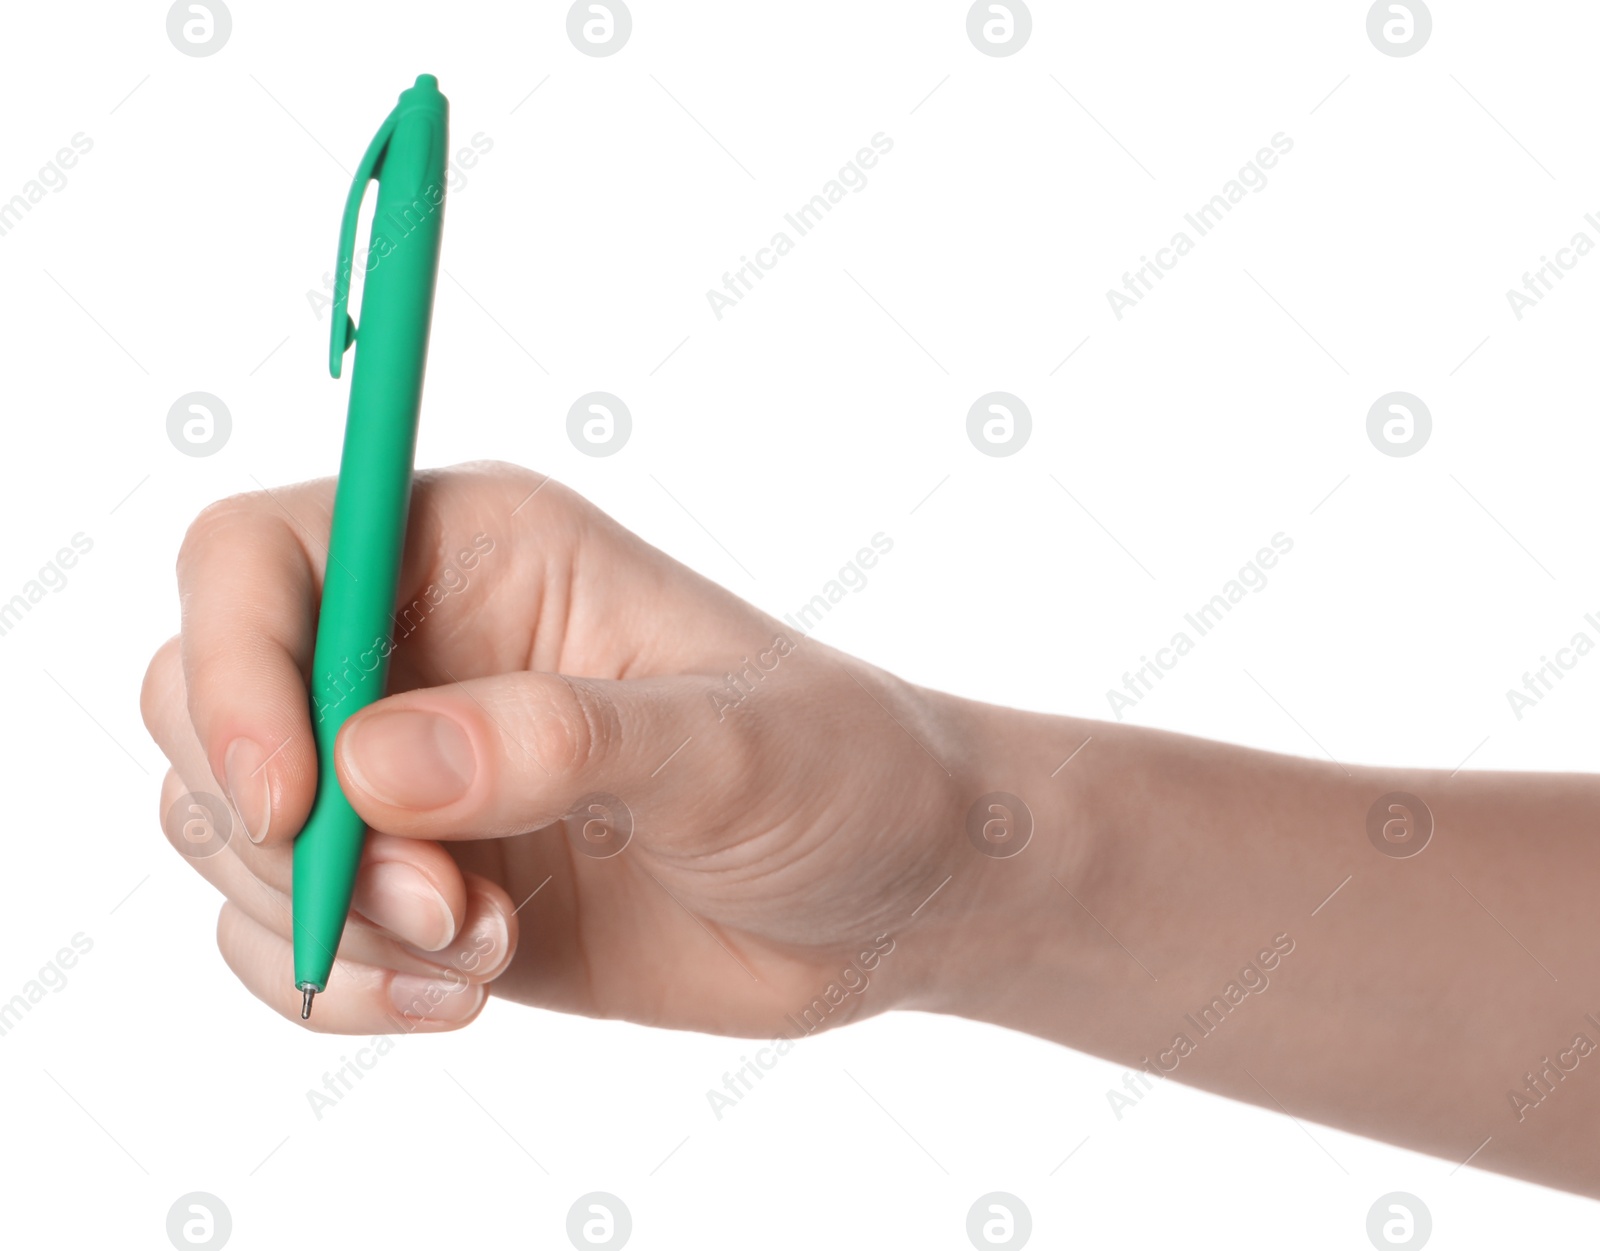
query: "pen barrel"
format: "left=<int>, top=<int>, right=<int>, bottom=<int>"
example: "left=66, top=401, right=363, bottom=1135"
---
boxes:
left=294, top=81, right=448, bottom=993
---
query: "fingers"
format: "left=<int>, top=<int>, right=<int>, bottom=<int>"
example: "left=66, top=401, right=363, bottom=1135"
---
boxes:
left=349, top=837, right=470, bottom=953
left=152, top=462, right=801, bottom=1034
left=166, top=464, right=540, bottom=847
left=148, top=534, right=524, bottom=1034
left=148, top=631, right=476, bottom=953
left=333, top=670, right=750, bottom=841
left=174, top=493, right=325, bottom=846
left=217, top=903, right=488, bottom=1034
left=161, top=462, right=784, bottom=852
left=167, top=752, right=518, bottom=1037
left=160, top=767, right=507, bottom=975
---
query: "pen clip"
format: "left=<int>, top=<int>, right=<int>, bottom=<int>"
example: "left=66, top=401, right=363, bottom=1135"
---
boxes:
left=329, top=107, right=399, bottom=378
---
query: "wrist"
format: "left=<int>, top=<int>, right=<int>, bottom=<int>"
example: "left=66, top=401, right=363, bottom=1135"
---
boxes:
left=895, top=690, right=1123, bottom=1026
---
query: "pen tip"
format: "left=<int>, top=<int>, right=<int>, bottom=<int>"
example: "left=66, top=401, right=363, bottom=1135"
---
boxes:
left=301, top=986, right=316, bottom=1020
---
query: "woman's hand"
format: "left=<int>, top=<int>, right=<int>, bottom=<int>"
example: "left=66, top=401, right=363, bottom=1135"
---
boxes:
left=142, top=459, right=1600, bottom=1196
left=140, top=462, right=1013, bottom=1036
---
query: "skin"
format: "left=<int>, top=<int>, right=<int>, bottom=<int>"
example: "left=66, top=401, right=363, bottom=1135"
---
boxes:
left=142, top=461, right=1600, bottom=1198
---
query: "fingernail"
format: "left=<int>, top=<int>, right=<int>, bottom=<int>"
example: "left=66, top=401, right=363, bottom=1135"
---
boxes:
left=343, top=710, right=475, bottom=810
left=389, top=973, right=484, bottom=1023
left=351, top=860, right=457, bottom=951
left=223, top=738, right=272, bottom=844
left=458, top=906, right=512, bottom=976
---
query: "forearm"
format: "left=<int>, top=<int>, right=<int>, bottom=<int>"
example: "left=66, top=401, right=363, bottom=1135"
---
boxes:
left=921, top=700, right=1600, bottom=1197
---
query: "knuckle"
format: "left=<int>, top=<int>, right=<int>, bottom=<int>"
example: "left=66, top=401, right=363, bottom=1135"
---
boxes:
left=176, top=496, right=250, bottom=576
left=139, top=636, right=183, bottom=739
left=181, top=642, right=230, bottom=711
left=528, top=675, right=616, bottom=783
left=719, top=702, right=771, bottom=810
left=156, top=768, right=182, bottom=833
left=462, top=458, right=528, bottom=484
left=470, top=461, right=585, bottom=523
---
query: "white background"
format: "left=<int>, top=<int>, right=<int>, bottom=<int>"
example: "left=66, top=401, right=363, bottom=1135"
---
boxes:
left=2, top=0, right=1598, bottom=1246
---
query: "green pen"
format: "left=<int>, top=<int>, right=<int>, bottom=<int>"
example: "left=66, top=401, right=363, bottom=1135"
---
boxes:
left=293, top=74, right=449, bottom=1019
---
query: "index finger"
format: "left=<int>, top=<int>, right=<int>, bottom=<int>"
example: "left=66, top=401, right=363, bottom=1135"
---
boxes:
left=176, top=482, right=328, bottom=846
left=170, top=464, right=552, bottom=846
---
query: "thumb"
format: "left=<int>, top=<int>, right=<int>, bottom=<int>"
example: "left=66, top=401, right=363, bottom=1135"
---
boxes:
left=333, top=670, right=748, bottom=844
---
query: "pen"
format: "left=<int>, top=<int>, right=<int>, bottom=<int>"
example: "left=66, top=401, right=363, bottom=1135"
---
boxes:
left=292, top=74, right=449, bottom=1019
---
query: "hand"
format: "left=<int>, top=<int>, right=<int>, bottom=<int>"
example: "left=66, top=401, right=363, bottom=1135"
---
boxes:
left=140, top=462, right=993, bottom=1035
